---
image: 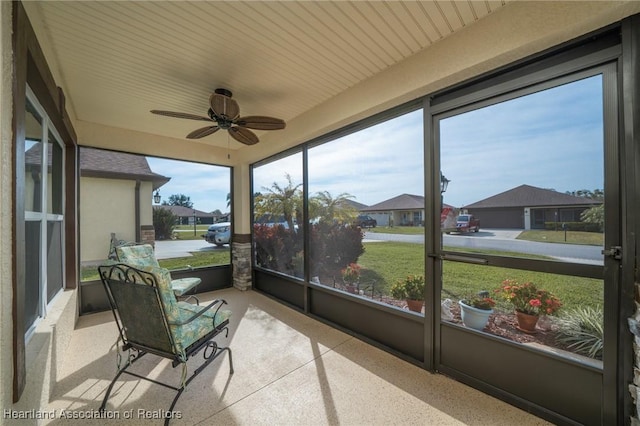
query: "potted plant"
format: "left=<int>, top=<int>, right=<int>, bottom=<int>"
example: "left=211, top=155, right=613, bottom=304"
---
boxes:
left=496, top=279, right=562, bottom=333
left=459, top=291, right=495, bottom=331
left=390, top=275, right=425, bottom=312
left=341, top=263, right=361, bottom=294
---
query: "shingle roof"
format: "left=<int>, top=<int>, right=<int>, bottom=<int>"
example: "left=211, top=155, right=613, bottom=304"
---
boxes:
left=463, top=184, right=602, bottom=209
left=344, top=199, right=368, bottom=211
left=153, top=205, right=217, bottom=217
left=79, top=147, right=170, bottom=189
left=26, top=145, right=169, bottom=186
left=361, top=194, right=424, bottom=211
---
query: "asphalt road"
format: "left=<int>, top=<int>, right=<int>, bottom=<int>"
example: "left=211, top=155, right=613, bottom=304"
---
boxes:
left=155, top=229, right=604, bottom=265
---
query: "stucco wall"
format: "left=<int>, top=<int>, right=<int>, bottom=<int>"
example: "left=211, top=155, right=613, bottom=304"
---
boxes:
left=80, top=177, right=155, bottom=263
left=11, top=291, right=77, bottom=423
left=0, top=0, right=13, bottom=412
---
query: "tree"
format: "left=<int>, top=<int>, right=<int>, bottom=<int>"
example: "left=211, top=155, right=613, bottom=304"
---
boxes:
left=310, top=191, right=357, bottom=224
left=566, top=189, right=604, bottom=201
left=580, top=204, right=604, bottom=232
left=153, top=207, right=178, bottom=240
left=162, top=193, right=193, bottom=208
left=254, top=173, right=302, bottom=231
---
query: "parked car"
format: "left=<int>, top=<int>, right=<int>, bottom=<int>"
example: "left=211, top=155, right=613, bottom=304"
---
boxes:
left=454, top=214, right=480, bottom=233
left=202, top=222, right=231, bottom=246
left=355, top=214, right=377, bottom=228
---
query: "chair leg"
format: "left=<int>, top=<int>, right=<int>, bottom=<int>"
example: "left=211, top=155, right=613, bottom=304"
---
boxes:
left=163, top=345, right=233, bottom=426
left=100, top=351, right=148, bottom=411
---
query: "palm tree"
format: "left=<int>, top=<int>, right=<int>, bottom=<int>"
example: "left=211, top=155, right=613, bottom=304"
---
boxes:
left=254, top=173, right=302, bottom=231
left=311, top=191, right=357, bottom=224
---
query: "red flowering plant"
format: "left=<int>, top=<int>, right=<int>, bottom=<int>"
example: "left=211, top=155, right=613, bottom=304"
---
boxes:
left=496, top=279, right=562, bottom=316
left=341, top=263, right=361, bottom=284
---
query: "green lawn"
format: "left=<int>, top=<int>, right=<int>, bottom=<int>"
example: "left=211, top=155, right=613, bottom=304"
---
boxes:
left=171, top=225, right=210, bottom=241
left=171, top=232, right=207, bottom=241
left=84, top=238, right=601, bottom=313
left=174, top=225, right=210, bottom=231
left=359, top=241, right=602, bottom=311
left=81, top=249, right=231, bottom=282
left=517, top=230, right=603, bottom=246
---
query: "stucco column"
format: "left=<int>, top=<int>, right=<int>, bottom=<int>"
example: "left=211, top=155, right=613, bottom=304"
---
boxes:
left=232, top=162, right=252, bottom=290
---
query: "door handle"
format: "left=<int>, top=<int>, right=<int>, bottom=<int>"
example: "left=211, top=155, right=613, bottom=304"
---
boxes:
left=601, top=246, right=622, bottom=260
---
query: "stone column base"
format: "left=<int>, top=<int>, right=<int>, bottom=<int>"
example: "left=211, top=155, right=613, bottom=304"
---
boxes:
left=232, top=241, right=252, bottom=291
left=140, top=225, right=155, bottom=248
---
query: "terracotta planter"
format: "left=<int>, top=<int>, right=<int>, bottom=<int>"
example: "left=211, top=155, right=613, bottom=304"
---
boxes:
left=344, top=282, right=359, bottom=294
left=406, top=299, right=424, bottom=313
left=459, top=300, right=492, bottom=331
left=515, top=311, right=539, bottom=333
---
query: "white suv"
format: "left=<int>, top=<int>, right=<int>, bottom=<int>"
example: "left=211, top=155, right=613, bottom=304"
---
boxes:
left=202, top=222, right=231, bottom=247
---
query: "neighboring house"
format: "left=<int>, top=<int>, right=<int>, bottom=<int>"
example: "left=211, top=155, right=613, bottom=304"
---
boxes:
left=343, top=198, right=368, bottom=212
left=361, top=194, right=429, bottom=226
left=80, top=147, right=170, bottom=263
left=463, top=184, right=602, bottom=230
left=154, top=205, right=219, bottom=225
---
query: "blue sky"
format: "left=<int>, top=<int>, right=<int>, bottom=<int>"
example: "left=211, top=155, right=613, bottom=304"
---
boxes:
left=146, top=156, right=231, bottom=213
left=440, top=75, right=604, bottom=207
left=151, top=74, right=604, bottom=212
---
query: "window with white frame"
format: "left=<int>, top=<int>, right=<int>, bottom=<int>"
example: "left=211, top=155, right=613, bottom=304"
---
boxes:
left=24, top=86, right=65, bottom=337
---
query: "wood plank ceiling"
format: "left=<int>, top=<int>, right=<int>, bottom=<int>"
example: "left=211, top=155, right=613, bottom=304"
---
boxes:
left=26, top=1, right=507, bottom=151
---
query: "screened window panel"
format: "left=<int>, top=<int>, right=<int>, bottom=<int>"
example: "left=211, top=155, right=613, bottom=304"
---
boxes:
left=47, top=221, right=64, bottom=302
left=252, top=152, right=304, bottom=279
left=24, top=99, right=43, bottom=213
left=440, top=75, right=604, bottom=264
left=25, top=221, right=41, bottom=330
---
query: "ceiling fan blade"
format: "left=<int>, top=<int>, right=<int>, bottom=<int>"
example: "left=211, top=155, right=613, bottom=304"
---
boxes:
left=150, top=110, right=213, bottom=122
left=209, top=94, right=240, bottom=120
left=229, top=126, right=259, bottom=145
left=236, top=115, right=286, bottom=130
left=186, top=126, right=220, bottom=139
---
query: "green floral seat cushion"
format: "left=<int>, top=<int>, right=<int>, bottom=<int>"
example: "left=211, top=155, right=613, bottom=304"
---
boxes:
left=175, top=302, right=232, bottom=350
left=117, top=244, right=201, bottom=296
left=171, top=278, right=202, bottom=296
left=116, top=244, right=159, bottom=268
left=133, top=265, right=230, bottom=358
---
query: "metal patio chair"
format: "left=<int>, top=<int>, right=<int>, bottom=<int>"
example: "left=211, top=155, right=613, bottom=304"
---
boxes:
left=98, top=263, right=233, bottom=425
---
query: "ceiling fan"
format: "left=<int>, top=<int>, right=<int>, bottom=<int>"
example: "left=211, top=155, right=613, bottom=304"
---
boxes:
left=151, top=88, right=286, bottom=145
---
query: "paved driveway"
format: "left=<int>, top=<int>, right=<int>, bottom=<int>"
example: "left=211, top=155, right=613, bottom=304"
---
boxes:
left=154, top=239, right=227, bottom=259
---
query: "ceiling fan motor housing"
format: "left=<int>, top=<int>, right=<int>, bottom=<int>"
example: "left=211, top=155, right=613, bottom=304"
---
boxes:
left=214, top=88, right=233, bottom=98
left=207, top=108, right=232, bottom=129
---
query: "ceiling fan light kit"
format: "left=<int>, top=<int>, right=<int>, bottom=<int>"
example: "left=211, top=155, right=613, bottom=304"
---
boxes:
left=151, top=88, right=285, bottom=145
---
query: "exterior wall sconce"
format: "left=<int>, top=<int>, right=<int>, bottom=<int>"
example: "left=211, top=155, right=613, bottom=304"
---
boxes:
left=440, top=173, right=451, bottom=194
left=153, top=190, right=161, bottom=204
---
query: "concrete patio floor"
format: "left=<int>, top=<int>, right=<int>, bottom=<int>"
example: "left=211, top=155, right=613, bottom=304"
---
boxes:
left=43, top=288, right=550, bottom=425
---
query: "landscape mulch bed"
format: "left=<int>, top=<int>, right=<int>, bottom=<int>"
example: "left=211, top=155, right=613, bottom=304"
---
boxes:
left=447, top=303, right=564, bottom=349
left=328, top=282, right=574, bottom=353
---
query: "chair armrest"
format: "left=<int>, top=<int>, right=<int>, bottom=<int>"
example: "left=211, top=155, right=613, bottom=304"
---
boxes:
left=168, top=299, right=228, bottom=326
